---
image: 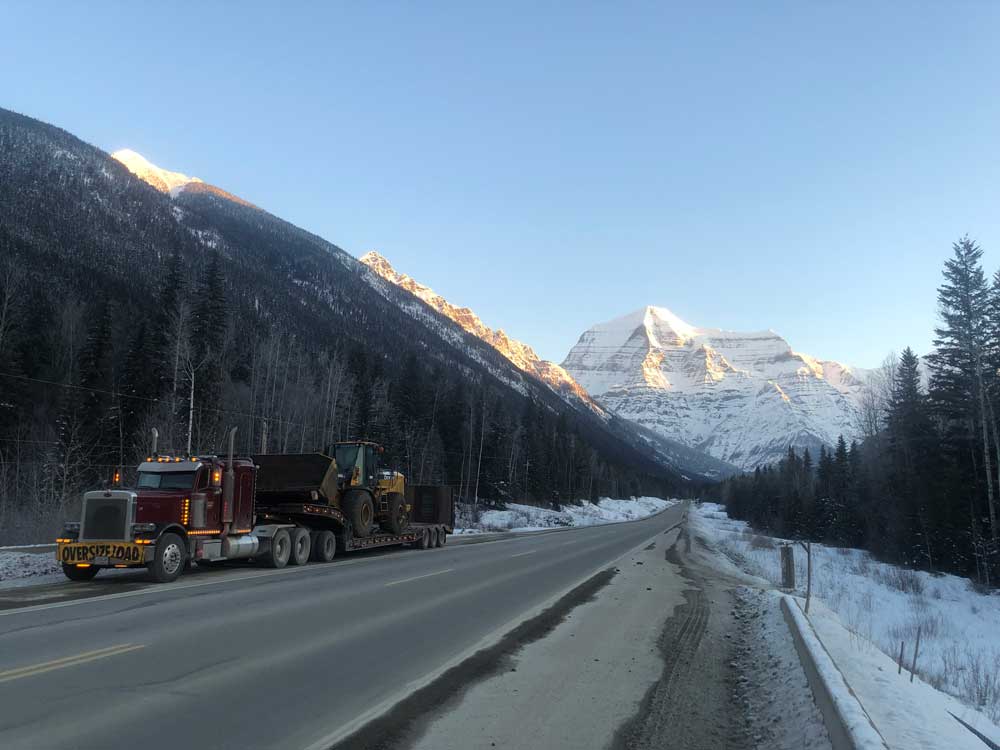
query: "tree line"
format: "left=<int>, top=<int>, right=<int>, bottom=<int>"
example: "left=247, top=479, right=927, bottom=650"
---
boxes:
left=0, top=236, right=671, bottom=545
left=718, top=237, right=999, bottom=584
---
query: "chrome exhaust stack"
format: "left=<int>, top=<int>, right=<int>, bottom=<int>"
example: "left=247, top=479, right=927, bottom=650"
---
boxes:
left=221, top=427, right=238, bottom=555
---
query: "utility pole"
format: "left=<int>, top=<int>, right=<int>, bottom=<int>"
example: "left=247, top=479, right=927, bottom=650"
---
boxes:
left=186, top=369, right=195, bottom=456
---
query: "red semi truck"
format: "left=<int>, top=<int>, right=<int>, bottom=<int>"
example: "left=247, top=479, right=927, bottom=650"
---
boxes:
left=55, top=430, right=453, bottom=583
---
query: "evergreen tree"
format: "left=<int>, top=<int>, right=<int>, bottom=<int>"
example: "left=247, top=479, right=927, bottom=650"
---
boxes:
left=928, top=236, right=998, bottom=547
left=188, top=249, right=227, bottom=449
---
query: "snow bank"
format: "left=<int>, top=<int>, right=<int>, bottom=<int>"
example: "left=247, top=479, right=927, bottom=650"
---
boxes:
left=801, top=595, right=1000, bottom=749
left=454, top=496, right=676, bottom=534
left=0, top=549, right=60, bottom=582
left=692, top=502, right=1000, bottom=739
left=781, top=596, right=889, bottom=750
left=737, top=589, right=833, bottom=749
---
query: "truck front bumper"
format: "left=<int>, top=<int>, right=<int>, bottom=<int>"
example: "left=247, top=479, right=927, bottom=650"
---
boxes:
left=56, top=541, right=154, bottom=567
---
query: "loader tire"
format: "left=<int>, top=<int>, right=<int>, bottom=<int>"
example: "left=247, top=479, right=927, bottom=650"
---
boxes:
left=288, top=527, right=311, bottom=565
left=382, top=493, right=409, bottom=535
left=344, top=490, right=374, bottom=537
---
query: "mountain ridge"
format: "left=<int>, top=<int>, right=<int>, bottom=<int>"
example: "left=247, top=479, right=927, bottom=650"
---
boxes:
left=360, top=251, right=601, bottom=412
left=562, top=305, right=866, bottom=470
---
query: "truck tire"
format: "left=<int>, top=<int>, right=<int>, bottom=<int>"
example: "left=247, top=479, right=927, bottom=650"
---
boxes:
left=418, top=528, right=430, bottom=550
left=148, top=532, right=187, bottom=583
left=344, top=490, right=374, bottom=538
left=62, top=563, right=100, bottom=582
left=382, top=493, right=409, bottom=535
left=288, top=527, right=311, bottom=565
left=312, top=530, right=337, bottom=562
left=427, top=527, right=439, bottom=549
left=264, top=528, right=291, bottom=568
left=437, top=528, right=447, bottom=547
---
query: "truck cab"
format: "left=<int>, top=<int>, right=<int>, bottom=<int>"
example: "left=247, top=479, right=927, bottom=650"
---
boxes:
left=56, top=455, right=256, bottom=583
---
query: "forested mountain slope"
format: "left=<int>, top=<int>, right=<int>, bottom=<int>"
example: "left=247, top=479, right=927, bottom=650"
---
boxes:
left=0, top=107, right=689, bottom=542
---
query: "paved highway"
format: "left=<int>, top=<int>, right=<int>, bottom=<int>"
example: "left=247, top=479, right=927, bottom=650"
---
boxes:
left=0, top=504, right=685, bottom=750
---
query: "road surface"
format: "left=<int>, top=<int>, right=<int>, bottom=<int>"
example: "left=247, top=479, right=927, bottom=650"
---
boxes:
left=0, top=504, right=685, bottom=750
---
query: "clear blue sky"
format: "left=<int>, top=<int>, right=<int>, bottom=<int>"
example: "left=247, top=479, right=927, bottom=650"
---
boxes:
left=4, top=2, right=1000, bottom=368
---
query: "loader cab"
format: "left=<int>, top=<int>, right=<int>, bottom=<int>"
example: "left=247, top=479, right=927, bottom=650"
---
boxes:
left=332, top=441, right=382, bottom=488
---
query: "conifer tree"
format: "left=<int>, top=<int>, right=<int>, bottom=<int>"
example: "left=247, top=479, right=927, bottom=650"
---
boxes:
left=928, top=237, right=997, bottom=544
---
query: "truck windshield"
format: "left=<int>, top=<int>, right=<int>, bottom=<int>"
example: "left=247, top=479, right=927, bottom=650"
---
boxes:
left=335, top=445, right=360, bottom=474
left=137, top=471, right=196, bottom=490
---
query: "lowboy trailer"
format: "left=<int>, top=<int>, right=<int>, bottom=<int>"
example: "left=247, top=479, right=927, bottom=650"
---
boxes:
left=55, top=429, right=453, bottom=583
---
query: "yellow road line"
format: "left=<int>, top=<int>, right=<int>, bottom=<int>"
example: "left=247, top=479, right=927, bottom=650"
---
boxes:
left=384, top=569, right=454, bottom=587
left=0, top=643, right=145, bottom=684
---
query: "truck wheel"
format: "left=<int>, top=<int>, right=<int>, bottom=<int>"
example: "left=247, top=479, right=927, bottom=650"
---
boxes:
left=148, top=532, right=187, bottom=583
left=289, top=527, right=311, bottom=565
left=437, top=528, right=447, bottom=547
left=344, top=490, right=374, bottom=537
left=61, top=563, right=100, bottom=582
left=418, top=528, right=430, bottom=550
left=264, top=528, right=291, bottom=568
left=428, top=527, right=439, bottom=548
left=312, top=530, right=337, bottom=562
left=382, top=493, right=409, bottom=535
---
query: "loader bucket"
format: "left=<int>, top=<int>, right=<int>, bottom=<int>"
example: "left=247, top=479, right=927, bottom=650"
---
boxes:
left=252, top=453, right=340, bottom=505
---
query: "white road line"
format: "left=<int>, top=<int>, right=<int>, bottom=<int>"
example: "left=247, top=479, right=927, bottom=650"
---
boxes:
left=384, top=569, right=454, bottom=587
left=0, top=509, right=677, bottom=619
left=0, top=539, right=512, bottom=619
left=510, top=550, right=538, bottom=558
left=0, top=557, right=377, bottom=618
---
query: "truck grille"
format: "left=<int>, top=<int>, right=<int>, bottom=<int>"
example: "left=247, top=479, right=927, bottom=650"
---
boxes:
left=82, top=496, right=130, bottom=540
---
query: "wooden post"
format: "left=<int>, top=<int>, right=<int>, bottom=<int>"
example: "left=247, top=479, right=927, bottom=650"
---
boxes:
left=780, top=545, right=795, bottom=589
left=798, top=541, right=813, bottom=614
left=910, top=625, right=922, bottom=682
left=807, top=542, right=813, bottom=613
left=898, top=640, right=905, bottom=674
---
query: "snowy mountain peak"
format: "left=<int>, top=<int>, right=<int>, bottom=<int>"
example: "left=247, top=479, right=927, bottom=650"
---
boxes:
left=563, top=308, right=867, bottom=470
left=111, top=149, right=203, bottom=196
left=359, top=251, right=600, bottom=410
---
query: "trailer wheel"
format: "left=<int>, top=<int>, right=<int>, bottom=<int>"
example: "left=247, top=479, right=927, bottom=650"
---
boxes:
left=61, top=563, right=100, bottom=582
left=344, top=490, right=374, bottom=537
left=288, top=527, right=311, bottom=565
left=436, top=528, right=447, bottom=547
left=312, top=530, right=337, bottom=562
left=418, top=528, right=430, bottom=550
left=148, top=532, right=187, bottom=583
left=264, top=528, right=291, bottom=568
left=382, top=493, right=409, bottom=535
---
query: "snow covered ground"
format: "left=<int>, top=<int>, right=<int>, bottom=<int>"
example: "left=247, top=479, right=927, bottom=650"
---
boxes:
left=691, top=502, right=1000, bottom=733
left=0, top=548, right=60, bottom=583
left=453, top=496, right=676, bottom=534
